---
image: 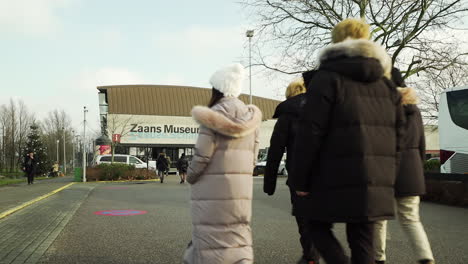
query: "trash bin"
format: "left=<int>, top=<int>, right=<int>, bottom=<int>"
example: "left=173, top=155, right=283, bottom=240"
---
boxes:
left=74, top=167, right=82, bottom=182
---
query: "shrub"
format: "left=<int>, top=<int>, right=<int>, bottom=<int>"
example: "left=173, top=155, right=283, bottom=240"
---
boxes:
left=86, top=164, right=156, bottom=181
left=424, top=160, right=440, bottom=172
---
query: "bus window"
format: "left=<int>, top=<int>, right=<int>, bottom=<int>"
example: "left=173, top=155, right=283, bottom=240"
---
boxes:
left=447, top=89, right=468, bottom=129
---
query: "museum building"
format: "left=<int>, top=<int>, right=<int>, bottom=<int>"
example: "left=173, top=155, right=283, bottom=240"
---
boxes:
left=97, top=85, right=280, bottom=163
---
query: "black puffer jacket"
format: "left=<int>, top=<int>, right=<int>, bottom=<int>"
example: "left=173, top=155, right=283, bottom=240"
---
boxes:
left=289, top=39, right=405, bottom=222
left=24, top=156, right=37, bottom=175
left=264, top=93, right=308, bottom=195
left=156, top=155, right=169, bottom=171
left=394, top=88, right=426, bottom=197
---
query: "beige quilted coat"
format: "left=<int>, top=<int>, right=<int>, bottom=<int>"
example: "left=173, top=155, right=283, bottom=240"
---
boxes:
left=183, top=97, right=262, bottom=264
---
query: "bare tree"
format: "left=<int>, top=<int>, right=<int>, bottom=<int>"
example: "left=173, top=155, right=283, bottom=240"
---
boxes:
left=242, top=0, right=468, bottom=121
left=0, top=99, right=35, bottom=173
left=242, top=0, right=468, bottom=77
left=106, top=114, right=137, bottom=163
left=413, top=64, right=468, bottom=123
left=16, top=100, right=35, bottom=166
left=41, top=109, right=74, bottom=172
left=0, top=105, right=7, bottom=172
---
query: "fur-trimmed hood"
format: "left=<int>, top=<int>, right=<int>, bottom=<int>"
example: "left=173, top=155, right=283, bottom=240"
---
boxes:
left=191, top=97, right=262, bottom=138
left=319, top=38, right=392, bottom=81
left=397, top=87, right=419, bottom=105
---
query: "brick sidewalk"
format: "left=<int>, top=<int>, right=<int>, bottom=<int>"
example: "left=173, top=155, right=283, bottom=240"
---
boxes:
left=0, top=184, right=95, bottom=264
left=0, top=177, right=74, bottom=213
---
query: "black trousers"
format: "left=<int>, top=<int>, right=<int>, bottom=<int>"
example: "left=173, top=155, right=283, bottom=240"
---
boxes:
left=290, top=189, right=320, bottom=261
left=308, top=221, right=374, bottom=264
left=27, top=172, right=34, bottom=184
left=295, top=216, right=321, bottom=261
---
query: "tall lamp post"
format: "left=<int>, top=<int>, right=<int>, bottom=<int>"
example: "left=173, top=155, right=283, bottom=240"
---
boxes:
left=246, top=29, right=254, bottom=104
left=56, top=139, right=60, bottom=164
left=83, top=106, right=88, bottom=182
left=63, top=127, right=66, bottom=175
left=71, top=130, right=75, bottom=171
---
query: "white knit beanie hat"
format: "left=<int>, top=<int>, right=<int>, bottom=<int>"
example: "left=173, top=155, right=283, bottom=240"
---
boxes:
left=209, top=63, right=246, bottom=97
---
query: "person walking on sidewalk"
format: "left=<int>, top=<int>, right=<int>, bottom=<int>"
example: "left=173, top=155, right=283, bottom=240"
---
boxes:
left=165, top=155, right=172, bottom=177
left=289, top=18, right=405, bottom=264
left=156, top=153, right=169, bottom=183
left=23, top=152, right=37, bottom=185
left=374, top=70, right=435, bottom=264
left=176, top=153, right=189, bottom=184
left=183, top=63, right=262, bottom=264
left=264, top=78, right=320, bottom=264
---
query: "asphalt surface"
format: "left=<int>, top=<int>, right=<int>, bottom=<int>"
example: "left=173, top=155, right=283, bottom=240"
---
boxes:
left=0, top=176, right=467, bottom=263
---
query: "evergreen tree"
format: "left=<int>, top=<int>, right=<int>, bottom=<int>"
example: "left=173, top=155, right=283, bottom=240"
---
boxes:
left=22, top=123, right=50, bottom=176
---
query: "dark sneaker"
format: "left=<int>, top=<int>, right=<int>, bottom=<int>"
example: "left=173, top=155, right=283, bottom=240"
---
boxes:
left=375, top=261, right=385, bottom=264
left=419, top=260, right=435, bottom=264
left=297, top=257, right=318, bottom=264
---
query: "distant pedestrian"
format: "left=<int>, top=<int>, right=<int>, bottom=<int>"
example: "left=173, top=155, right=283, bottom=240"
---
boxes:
left=176, top=153, right=189, bottom=184
left=289, top=18, right=405, bottom=264
left=52, top=162, right=59, bottom=177
left=165, top=155, right=172, bottom=177
left=183, top=63, right=262, bottom=264
left=156, top=153, right=169, bottom=183
left=23, top=152, right=37, bottom=185
left=374, top=70, right=435, bottom=264
left=264, top=78, right=320, bottom=264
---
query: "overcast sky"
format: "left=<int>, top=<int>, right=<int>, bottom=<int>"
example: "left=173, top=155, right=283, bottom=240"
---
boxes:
left=2, top=0, right=467, bottom=137
left=0, top=0, right=287, bottom=136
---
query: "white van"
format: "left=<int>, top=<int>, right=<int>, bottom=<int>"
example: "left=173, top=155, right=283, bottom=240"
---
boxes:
left=94, top=154, right=156, bottom=170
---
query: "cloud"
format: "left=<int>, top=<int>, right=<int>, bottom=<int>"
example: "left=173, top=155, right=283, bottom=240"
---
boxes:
left=154, top=25, right=246, bottom=65
left=0, top=0, right=73, bottom=35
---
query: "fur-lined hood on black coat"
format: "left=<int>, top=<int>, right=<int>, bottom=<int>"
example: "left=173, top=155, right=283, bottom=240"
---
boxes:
left=319, top=38, right=393, bottom=82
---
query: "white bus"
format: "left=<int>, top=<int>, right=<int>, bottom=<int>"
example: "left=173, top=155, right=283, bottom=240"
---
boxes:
left=438, top=86, right=468, bottom=174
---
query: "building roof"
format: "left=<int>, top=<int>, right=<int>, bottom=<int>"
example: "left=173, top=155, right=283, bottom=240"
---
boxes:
left=98, top=85, right=280, bottom=119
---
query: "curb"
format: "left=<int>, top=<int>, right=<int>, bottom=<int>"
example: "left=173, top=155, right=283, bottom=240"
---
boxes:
left=84, top=179, right=160, bottom=183
left=0, top=182, right=76, bottom=220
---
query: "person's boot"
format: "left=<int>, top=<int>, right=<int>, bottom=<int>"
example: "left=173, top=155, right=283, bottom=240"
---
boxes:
left=297, top=257, right=319, bottom=264
left=419, top=260, right=435, bottom=264
left=375, top=261, right=385, bottom=264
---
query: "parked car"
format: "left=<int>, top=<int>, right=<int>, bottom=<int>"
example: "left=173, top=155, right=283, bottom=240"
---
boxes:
left=93, top=154, right=156, bottom=170
left=253, top=155, right=287, bottom=176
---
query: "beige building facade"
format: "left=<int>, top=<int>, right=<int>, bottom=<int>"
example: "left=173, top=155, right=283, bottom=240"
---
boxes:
left=98, top=85, right=280, bottom=162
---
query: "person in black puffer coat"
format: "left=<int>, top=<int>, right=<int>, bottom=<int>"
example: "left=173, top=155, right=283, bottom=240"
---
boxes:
left=23, top=152, right=37, bottom=185
left=156, top=153, right=169, bottom=183
left=289, top=18, right=405, bottom=264
left=374, top=70, right=435, bottom=264
left=264, top=78, right=320, bottom=264
left=176, top=153, right=189, bottom=184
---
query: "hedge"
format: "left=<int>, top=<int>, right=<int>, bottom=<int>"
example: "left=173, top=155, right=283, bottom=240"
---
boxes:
left=86, top=164, right=156, bottom=181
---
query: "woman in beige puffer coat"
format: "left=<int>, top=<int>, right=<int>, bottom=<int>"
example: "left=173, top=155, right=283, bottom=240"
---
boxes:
left=183, top=64, right=262, bottom=264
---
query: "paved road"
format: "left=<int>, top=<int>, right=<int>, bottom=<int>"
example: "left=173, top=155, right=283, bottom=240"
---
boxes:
left=0, top=177, right=73, bottom=213
left=0, top=176, right=467, bottom=263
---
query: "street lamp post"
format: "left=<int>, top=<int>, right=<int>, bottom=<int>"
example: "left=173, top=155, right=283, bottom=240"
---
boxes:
left=56, top=139, right=60, bottom=164
left=83, top=106, right=88, bottom=182
left=63, top=127, right=66, bottom=175
left=246, top=29, right=254, bottom=105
